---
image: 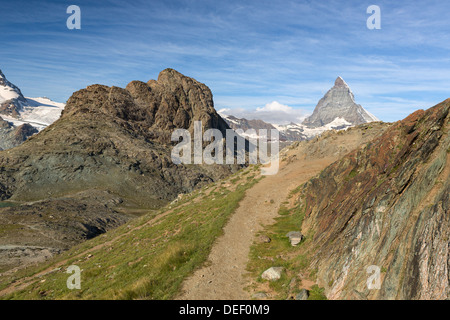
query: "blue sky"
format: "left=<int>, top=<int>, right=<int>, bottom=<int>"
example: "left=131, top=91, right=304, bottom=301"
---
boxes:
left=1, top=0, right=450, bottom=123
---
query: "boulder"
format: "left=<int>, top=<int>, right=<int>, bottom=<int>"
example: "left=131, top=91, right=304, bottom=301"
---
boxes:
left=295, top=289, right=309, bottom=300
left=286, top=231, right=304, bottom=246
left=258, top=235, right=271, bottom=243
left=261, top=267, right=283, bottom=281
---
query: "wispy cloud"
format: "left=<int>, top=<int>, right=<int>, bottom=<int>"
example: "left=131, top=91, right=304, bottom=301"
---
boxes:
left=1, top=0, right=450, bottom=122
left=219, top=100, right=308, bottom=125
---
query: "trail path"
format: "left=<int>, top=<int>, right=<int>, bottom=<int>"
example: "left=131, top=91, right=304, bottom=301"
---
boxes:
left=177, top=156, right=335, bottom=300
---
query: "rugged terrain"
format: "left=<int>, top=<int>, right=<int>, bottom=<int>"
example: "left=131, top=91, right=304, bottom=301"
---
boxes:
left=177, top=121, right=388, bottom=299
left=0, top=69, right=65, bottom=134
left=0, top=69, right=238, bottom=272
left=0, top=69, right=27, bottom=118
left=0, top=120, right=389, bottom=299
left=297, top=100, right=449, bottom=299
left=0, top=71, right=447, bottom=300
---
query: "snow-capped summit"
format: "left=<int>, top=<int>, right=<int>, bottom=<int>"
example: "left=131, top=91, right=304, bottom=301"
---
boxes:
left=302, top=76, right=378, bottom=128
left=0, top=69, right=65, bottom=131
left=0, top=69, right=27, bottom=116
left=0, top=69, right=25, bottom=100
left=219, top=76, right=380, bottom=142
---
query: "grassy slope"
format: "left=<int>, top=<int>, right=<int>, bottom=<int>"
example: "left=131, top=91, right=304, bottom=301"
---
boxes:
left=1, top=166, right=262, bottom=300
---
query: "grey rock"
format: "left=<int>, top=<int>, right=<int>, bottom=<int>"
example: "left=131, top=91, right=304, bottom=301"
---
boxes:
left=252, top=292, right=268, bottom=299
left=295, top=289, right=309, bottom=300
left=286, top=231, right=304, bottom=246
left=302, top=76, right=378, bottom=128
left=261, top=267, right=283, bottom=281
left=258, top=235, right=271, bottom=243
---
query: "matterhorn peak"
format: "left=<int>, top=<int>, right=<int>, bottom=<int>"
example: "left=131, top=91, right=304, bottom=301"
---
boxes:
left=334, top=76, right=349, bottom=88
left=302, top=76, right=379, bottom=128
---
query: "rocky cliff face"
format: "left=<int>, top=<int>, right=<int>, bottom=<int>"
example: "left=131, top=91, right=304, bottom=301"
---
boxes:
left=302, top=77, right=378, bottom=128
left=0, top=69, right=237, bottom=271
left=299, top=99, right=449, bottom=299
left=63, top=68, right=229, bottom=144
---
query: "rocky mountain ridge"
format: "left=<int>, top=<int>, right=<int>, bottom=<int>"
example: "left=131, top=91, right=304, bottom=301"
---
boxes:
left=0, top=69, right=65, bottom=149
left=0, top=68, right=238, bottom=272
left=302, top=77, right=378, bottom=128
left=220, top=77, right=379, bottom=142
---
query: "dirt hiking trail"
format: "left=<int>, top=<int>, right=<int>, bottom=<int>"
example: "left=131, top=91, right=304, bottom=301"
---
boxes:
left=177, top=156, right=335, bottom=300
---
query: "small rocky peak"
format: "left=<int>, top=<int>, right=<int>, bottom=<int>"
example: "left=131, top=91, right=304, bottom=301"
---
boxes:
left=334, top=76, right=349, bottom=88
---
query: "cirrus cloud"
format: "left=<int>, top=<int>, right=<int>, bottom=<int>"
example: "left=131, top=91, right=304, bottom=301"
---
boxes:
left=219, top=101, right=308, bottom=125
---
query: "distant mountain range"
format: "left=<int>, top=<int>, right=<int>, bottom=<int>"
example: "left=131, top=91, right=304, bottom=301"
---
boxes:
left=0, top=69, right=64, bottom=149
left=220, top=76, right=379, bottom=141
left=1, top=71, right=378, bottom=149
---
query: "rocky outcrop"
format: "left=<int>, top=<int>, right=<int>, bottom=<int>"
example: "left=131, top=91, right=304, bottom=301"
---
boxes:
left=0, top=69, right=238, bottom=271
left=302, top=77, right=378, bottom=128
left=63, top=68, right=229, bottom=144
left=0, top=68, right=235, bottom=202
left=298, top=99, right=449, bottom=299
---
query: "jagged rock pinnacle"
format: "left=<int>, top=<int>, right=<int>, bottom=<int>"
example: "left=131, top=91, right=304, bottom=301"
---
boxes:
left=334, top=76, right=349, bottom=88
left=302, top=76, right=378, bottom=127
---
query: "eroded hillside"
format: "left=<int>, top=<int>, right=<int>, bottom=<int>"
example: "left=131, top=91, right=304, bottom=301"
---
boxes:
left=299, top=100, right=449, bottom=299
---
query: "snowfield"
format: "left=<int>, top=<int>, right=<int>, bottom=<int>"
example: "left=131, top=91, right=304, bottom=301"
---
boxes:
left=1, top=97, right=65, bottom=131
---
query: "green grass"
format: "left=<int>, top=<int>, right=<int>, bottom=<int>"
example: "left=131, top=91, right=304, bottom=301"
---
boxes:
left=308, top=285, right=327, bottom=300
left=0, top=202, right=18, bottom=208
left=246, top=192, right=310, bottom=299
left=278, top=205, right=290, bottom=216
left=0, top=224, right=22, bottom=233
left=2, top=169, right=262, bottom=300
left=345, top=168, right=358, bottom=181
